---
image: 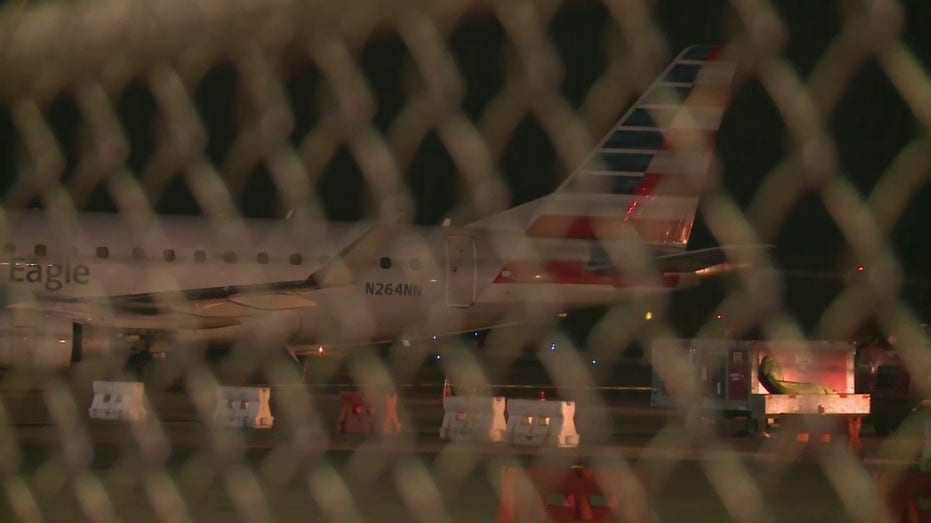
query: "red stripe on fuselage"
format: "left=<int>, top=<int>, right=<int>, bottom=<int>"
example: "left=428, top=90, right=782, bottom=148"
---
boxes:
left=525, top=215, right=692, bottom=243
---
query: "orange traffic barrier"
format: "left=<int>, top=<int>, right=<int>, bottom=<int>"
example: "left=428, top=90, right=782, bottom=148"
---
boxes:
left=338, top=390, right=374, bottom=433
left=496, top=466, right=651, bottom=522
left=337, top=390, right=402, bottom=435
left=848, top=416, right=864, bottom=458
left=373, top=391, right=402, bottom=434
left=876, top=470, right=931, bottom=523
left=779, top=415, right=864, bottom=460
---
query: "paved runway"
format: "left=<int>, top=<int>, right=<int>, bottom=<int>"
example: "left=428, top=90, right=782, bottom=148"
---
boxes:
left=0, top=363, right=926, bottom=522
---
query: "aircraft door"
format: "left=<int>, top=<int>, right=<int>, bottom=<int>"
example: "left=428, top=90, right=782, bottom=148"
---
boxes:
left=445, top=235, right=476, bottom=307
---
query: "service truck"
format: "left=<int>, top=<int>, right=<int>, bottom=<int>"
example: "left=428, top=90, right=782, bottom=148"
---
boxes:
left=652, top=339, right=870, bottom=436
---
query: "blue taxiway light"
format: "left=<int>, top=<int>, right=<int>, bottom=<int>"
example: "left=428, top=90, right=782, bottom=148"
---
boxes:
left=591, top=359, right=597, bottom=366
left=550, top=343, right=557, bottom=352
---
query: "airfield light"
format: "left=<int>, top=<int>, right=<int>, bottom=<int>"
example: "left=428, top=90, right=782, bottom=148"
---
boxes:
left=857, top=264, right=865, bottom=273
left=435, top=354, right=441, bottom=361
left=473, top=332, right=479, bottom=338
left=591, top=359, right=597, bottom=366
left=432, top=335, right=438, bottom=341
left=715, top=313, right=723, bottom=320
left=550, top=343, right=557, bottom=352
left=645, top=311, right=653, bottom=321
left=317, top=346, right=324, bottom=355
left=558, top=312, right=568, bottom=319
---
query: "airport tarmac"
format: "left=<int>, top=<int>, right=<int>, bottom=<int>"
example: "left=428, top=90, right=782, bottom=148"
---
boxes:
left=0, top=386, right=915, bottom=522
left=0, top=373, right=925, bottom=523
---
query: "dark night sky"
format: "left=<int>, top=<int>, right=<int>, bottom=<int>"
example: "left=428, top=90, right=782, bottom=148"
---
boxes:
left=1, top=0, right=930, bottom=326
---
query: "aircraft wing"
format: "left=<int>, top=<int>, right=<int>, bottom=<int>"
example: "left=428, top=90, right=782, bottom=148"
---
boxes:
left=6, top=299, right=243, bottom=330
left=305, top=210, right=406, bottom=288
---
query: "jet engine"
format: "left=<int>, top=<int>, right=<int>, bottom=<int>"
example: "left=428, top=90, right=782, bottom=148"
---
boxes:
left=0, top=311, right=116, bottom=369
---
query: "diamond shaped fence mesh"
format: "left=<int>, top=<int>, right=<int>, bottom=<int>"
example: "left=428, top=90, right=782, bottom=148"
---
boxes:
left=0, top=1, right=930, bottom=522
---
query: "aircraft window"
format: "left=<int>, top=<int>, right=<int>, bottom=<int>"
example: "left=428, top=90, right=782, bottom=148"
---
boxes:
left=194, top=250, right=206, bottom=263
left=289, top=253, right=302, bottom=265
left=34, top=244, right=47, bottom=257
left=257, top=252, right=269, bottom=264
left=379, top=257, right=392, bottom=269
left=223, top=251, right=237, bottom=263
left=410, top=258, right=421, bottom=270
left=132, top=247, right=145, bottom=260
left=163, top=249, right=176, bottom=262
left=2, top=243, right=13, bottom=255
left=96, top=246, right=109, bottom=259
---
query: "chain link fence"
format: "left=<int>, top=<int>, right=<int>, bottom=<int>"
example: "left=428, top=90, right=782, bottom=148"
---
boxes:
left=0, top=0, right=930, bottom=521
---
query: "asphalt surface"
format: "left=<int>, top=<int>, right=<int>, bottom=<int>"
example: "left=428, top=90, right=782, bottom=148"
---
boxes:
left=0, top=359, right=927, bottom=522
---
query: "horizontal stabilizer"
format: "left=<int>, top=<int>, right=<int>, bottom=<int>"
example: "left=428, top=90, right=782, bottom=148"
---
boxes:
left=653, top=245, right=770, bottom=274
left=585, top=245, right=769, bottom=275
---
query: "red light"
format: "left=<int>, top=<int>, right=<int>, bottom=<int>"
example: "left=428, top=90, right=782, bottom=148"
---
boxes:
left=857, top=265, right=865, bottom=273
left=715, top=313, right=723, bottom=320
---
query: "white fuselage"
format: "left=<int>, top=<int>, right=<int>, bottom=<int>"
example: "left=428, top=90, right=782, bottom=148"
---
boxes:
left=0, top=210, right=678, bottom=351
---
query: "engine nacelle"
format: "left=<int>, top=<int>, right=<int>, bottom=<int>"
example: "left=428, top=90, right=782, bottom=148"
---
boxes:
left=0, top=311, right=114, bottom=369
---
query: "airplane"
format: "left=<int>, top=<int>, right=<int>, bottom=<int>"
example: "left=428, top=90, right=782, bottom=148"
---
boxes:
left=0, top=44, right=741, bottom=372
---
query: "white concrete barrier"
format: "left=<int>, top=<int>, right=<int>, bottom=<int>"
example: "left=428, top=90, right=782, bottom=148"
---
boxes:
left=88, top=381, right=147, bottom=421
left=214, top=386, right=274, bottom=429
left=505, top=399, right=579, bottom=448
left=440, top=396, right=507, bottom=443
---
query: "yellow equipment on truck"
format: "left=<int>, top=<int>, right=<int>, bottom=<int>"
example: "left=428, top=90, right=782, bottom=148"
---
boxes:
left=651, top=339, right=870, bottom=436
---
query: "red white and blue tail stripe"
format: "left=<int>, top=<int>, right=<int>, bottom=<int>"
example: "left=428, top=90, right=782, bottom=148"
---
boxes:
left=475, top=45, right=737, bottom=249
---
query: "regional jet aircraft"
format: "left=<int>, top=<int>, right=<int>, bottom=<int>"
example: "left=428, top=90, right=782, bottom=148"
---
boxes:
left=0, top=45, right=739, bottom=369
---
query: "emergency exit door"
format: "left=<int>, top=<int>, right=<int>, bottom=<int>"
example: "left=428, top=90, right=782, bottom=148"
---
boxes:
left=445, top=235, right=476, bottom=307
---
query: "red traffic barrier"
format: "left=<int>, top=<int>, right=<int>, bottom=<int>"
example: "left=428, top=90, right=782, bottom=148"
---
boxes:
left=496, top=466, right=651, bottom=522
left=337, top=390, right=402, bottom=435
left=337, top=390, right=374, bottom=433
left=876, top=470, right=931, bottom=522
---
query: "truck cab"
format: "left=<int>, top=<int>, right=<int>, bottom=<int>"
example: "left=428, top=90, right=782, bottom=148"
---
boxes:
left=854, top=325, right=931, bottom=435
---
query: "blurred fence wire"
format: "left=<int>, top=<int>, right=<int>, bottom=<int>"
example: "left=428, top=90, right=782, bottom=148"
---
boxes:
left=0, top=0, right=930, bottom=522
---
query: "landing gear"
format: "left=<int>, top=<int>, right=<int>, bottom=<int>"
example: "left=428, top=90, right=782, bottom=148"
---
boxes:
left=126, top=351, right=154, bottom=381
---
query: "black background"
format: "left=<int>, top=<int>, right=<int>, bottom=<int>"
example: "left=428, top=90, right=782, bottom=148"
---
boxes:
left=1, top=0, right=930, bottom=337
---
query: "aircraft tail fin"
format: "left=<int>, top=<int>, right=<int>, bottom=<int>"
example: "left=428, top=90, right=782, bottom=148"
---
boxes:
left=472, top=44, right=738, bottom=249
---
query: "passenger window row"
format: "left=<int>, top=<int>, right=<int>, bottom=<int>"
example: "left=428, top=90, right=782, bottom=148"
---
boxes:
left=3, top=243, right=305, bottom=265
